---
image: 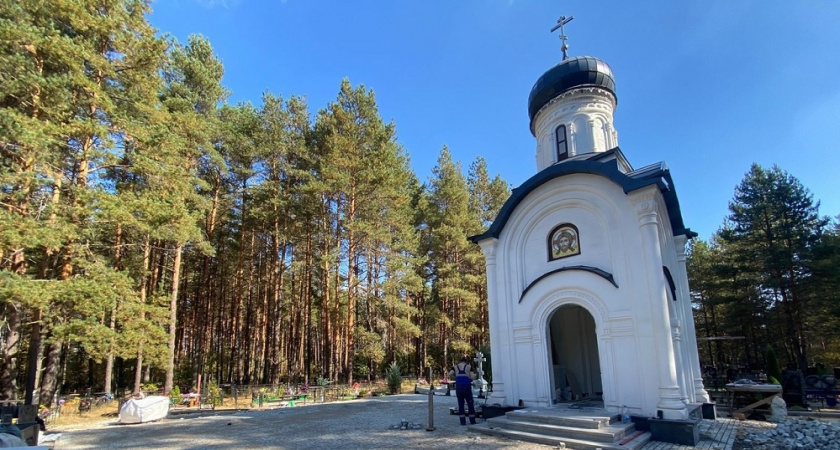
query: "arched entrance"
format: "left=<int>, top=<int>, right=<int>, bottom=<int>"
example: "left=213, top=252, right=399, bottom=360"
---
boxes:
left=547, top=304, right=602, bottom=404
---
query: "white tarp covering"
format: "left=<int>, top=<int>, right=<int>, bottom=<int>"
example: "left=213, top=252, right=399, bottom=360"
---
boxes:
left=119, top=396, right=170, bottom=424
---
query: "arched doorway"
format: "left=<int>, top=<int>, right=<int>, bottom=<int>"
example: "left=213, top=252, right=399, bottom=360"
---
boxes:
left=547, top=304, right=602, bottom=404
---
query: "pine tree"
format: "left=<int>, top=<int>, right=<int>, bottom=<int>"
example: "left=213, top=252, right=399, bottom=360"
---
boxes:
left=312, top=79, right=415, bottom=382
left=721, top=164, right=827, bottom=370
left=158, top=34, right=227, bottom=393
left=466, top=157, right=509, bottom=348
left=1, top=0, right=169, bottom=403
left=249, top=93, right=312, bottom=383
left=424, top=146, right=479, bottom=366
left=806, top=217, right=840, bottom=363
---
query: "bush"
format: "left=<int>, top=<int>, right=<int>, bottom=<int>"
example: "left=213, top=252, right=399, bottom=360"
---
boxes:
left=207, top=381, right=222, bottom=407
left=766, top=345, right=782, bottom=384
left=169, top=385, right=181, bottom=405
left=478, top=345, right=491, bottom=384
left=385, top=361, right=402, bottom=394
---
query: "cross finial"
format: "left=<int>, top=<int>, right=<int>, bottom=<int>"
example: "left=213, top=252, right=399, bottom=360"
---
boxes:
left=550, top=15, right=574, bottom=60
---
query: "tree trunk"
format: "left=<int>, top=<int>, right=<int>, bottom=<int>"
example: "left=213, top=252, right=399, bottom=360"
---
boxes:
left=103, top=225, right=123, bottom=395
left=0, top=304, right=21, bottom=400
left=305, top=235, right=313, bottom=382
left=24, top=309, right=43, bottom=404
left=321, top=207, right=332, bottom=382
left=269, top=220, right=286, bottom=385
left=133, top=236, right=151, bottom=394
left=165, top=243, right=184, bottom=394
left=38, top=339, right=62, bottom=407
left=346, top=193, right=356, bottom=385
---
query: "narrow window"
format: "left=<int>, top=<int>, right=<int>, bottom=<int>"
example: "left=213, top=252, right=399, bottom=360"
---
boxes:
left=663, top=267, right=677, bottom=301
left=555, top=125, right=568, bottom=162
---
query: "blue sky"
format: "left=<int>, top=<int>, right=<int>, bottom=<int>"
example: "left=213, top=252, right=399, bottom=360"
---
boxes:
left=148, top=0, right=840, bottom=241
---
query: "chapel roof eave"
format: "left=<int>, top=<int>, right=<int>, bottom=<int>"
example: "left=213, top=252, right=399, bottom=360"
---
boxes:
left=468, top=147, right=697, bottom=244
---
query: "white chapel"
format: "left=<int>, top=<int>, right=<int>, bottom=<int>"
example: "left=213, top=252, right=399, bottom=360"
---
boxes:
left=470, top=48, right=710, bottom=420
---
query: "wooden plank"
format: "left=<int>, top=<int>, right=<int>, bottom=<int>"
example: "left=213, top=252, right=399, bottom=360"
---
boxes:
left=733, top=393, right=778, bottom=415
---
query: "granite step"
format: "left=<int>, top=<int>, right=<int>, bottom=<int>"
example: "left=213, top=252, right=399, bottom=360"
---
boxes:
left=469, top=422, right=652, bottom=450
left=502, top=408, right=615, bottom=429
left=486, top=416, right=638, bottom=443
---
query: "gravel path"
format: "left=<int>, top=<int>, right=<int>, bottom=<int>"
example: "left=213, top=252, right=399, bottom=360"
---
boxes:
left=52, top=394, right=552, bottom=450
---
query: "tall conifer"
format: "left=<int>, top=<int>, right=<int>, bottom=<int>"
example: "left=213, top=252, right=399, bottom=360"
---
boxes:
left=158, top=34, right=227, bottom=393
left=721, top=164, right=827, bottom=370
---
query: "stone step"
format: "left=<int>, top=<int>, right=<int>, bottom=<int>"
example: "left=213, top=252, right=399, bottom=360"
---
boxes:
left=486, top=416, right=637, bottom=443
left=470, top=423, right=652, bottom=450
left=503, top=408, right=615, bottom=429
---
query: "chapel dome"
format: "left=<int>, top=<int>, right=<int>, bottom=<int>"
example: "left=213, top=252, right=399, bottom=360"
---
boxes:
left=527, top=56, right=617, bottom=125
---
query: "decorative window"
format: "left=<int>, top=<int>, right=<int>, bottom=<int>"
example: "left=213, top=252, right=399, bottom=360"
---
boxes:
left=555, top=125, right=568, bottom=162
left=548, top=223, right=580, bottom=261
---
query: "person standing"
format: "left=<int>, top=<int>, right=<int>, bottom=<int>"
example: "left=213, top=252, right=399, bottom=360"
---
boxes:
left=449, top=356, right=476, bottom=425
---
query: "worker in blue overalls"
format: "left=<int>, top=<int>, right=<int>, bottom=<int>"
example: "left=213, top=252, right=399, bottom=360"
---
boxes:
left=449, top=356, right=476, bottom=425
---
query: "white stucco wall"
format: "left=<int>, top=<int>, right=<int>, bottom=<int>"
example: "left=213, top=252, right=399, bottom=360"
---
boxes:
left=480, top=173, right=702, bottom=419
left=532, top=87, right=618, bottom=171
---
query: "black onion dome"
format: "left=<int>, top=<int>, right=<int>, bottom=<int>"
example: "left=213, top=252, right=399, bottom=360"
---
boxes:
left=528, top=56, right=617, bottom=127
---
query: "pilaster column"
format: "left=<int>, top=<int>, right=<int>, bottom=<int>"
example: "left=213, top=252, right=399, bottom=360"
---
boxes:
left=671, top=318, right=689, bottom=403
left=587, top=119, right=598, bottom=153
left=478, top=238, right=506, bottom=404
left=604, top=122, right=615, bottom=149
left=632, top=191, right=687, bottom=419
left=674, top=235, right=710, bottom=402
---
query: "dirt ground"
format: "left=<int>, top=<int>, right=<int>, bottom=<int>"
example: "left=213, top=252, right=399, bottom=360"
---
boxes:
left=45, top=394, right=831, bottom=450
left=48, top=394, right=549, bottom=450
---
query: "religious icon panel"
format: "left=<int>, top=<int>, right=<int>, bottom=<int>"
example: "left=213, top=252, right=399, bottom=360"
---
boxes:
left=548, top=223, right=580, bottom=260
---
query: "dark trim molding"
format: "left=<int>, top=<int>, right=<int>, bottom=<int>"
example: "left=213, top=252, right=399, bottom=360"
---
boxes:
left=469, top=148, right=697, bottom=244
left=519, top=265, right=618, bottom=303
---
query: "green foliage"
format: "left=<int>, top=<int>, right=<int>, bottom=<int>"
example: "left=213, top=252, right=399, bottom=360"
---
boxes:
left=422, top=148, right=484, bottom=366
left=815, top=363, right=829, bottom=376
left=722, top=164, right=827, bottom=368
left=385, top=361, right=402, bottom=394
left=690, top=164, right=836, bottom=372
left=766, top=346, right=782, bottom=384
left=479, top=344, right=492, bottom=384
left=0, top=0, right=513, bottom=396
left=169, top=385, right=181, bottom=404
left=207, top=380, right=222, bottom=407
left=353, top=361, right=371, bottom=379
left=175, top=362, right=195, bottom=392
